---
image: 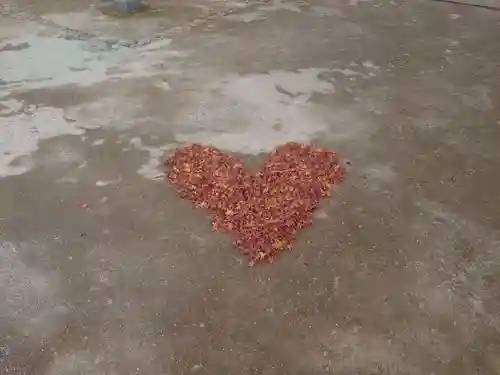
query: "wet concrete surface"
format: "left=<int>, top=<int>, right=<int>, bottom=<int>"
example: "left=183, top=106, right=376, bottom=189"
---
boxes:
left=1, top=0, right=500, bottom=374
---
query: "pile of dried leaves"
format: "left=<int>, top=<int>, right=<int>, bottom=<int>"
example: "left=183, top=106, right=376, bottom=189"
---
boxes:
left=165, top=142, right=345, bottom=265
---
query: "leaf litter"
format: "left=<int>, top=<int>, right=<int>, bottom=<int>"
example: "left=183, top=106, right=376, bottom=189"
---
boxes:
left=164, top=142, right=345, bottom=265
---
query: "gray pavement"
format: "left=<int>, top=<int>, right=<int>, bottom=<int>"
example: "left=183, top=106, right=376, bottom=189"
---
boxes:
left=1, top=0, right=500, bottom=374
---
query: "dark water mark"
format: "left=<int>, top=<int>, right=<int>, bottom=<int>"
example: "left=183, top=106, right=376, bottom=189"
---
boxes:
left=0, top=42, right=30, bottom=52
left=101, top=0, right=153, bottom=17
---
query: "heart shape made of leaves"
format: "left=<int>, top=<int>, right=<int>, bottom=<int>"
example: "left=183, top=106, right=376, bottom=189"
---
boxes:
left=165, top=142, right=345, bottom=264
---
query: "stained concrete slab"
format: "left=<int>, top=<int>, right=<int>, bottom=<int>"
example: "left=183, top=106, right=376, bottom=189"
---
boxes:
left=1, top=0, right=500, bottom=374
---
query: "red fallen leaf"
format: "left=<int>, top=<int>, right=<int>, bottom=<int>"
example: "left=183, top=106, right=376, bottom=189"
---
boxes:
left=164, top=142, right=346, bottom=264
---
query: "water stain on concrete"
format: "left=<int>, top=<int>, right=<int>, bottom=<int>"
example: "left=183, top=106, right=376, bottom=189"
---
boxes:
left=175, top=69, right=336, bottom=154
left=0, top=106, right=84, bottom=176
left=0, top=35, right=185, bottom=96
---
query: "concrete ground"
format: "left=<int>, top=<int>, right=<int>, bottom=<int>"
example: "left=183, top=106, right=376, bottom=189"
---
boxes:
left=1, top=0, right=500, bottom=374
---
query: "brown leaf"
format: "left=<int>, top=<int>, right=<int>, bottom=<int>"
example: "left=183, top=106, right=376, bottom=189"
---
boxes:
left=164, top=142, right=346, bottom=264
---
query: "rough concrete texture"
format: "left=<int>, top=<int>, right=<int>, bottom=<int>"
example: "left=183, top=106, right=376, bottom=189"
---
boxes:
left=1, top=0, right=500, bottom=374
